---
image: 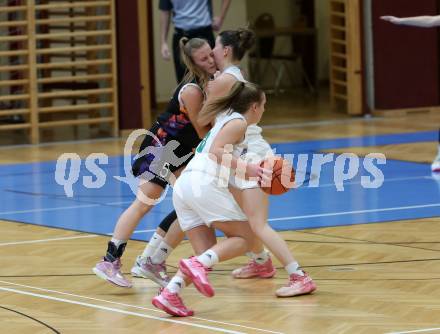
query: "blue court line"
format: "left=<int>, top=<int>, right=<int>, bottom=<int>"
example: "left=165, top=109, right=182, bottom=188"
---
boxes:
left=271, top=130, right=438, bottom=154
left=0, top=130, right=439, bottom=239
left=269, top=203, right=440, bottom=221
left=1, top=158, right=439, bottom=241
left=0, top=130, right=438, bottom=172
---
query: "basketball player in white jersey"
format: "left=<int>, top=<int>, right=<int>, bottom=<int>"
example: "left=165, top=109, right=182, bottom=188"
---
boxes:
left=381, top=14, right=440, bottom=172
left=135, top=29, right=277, bottom=286
left=153, top=81, right=268, bottom=316
left=200, top=28, right=316, bottom=297
left=139, top=29, right=316, bottom=299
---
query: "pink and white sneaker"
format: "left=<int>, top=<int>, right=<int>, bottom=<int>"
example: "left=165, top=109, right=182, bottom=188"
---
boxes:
left=152, top=288, right=194, bottom=317
left=275, top=271, right=316, bottom=297
left=179, top=257, right=214, bottom=297
left=131, top=256, right=170, bottom=287
left=93, top=258, right=132, bottom=288
left=232, top=258, right=276, bottom=279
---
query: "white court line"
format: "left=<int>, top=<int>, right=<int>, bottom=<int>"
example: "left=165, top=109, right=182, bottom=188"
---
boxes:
left=0, top=203, right=100, bottom=215
left=0, top=280, right=284, bottom=334
left=108, top=197, right=173, bottom=204
left=0, top=175, right=433, bottom=216
left=269, top=203, right=440, bottom=222
left=0, top=234, right=98, bottom=246
left=132, top=229, right=157, bottom=234
left=0, top=229, right=156, bottom=247
left=0, top=198, right=171, bottom=215
left=0, top=286, right=243, bottom=334
left=306, top=175, right=435, bottom=189
left=1, top=202, right=439, bottom=229
left=386, top=327, right=440, bottom=334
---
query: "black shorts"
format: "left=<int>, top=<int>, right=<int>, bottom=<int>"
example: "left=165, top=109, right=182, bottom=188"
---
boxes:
left=131, top=123, right=194, bottom=189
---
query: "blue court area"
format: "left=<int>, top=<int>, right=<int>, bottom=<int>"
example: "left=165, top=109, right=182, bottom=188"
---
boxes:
left=1, top=130, right=439, bottom=241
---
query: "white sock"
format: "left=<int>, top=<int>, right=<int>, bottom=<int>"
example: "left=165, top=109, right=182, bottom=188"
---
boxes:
left=197, top=249, right=219, bottom=268
left=151, top=241, right=173, bottom=264
left=166, top=276, right=186, bottom=294
left=285, top=261, right=304, bottom=276
left=250, top=249, right=270, bottom=264
left=110, top=238, right=127, bottom=248
left=141, top=232, right=163, bottom=258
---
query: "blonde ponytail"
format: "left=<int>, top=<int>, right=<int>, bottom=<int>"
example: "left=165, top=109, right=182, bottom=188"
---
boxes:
left=179, top=37, right=210, bottom=89
left=198, top=82, right=264, bottom=126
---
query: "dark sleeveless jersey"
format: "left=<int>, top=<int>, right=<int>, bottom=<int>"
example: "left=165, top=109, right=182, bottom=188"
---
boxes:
left=131, top=80, right=203, bottom=187
left=156, top=80, right=202, bottom=150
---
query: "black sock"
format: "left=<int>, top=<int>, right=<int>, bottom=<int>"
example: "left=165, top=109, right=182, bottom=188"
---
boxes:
left=104, top=241, right=127, bottom=262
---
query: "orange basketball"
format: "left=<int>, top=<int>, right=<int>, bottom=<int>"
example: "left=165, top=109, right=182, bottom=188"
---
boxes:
left=259, top=157, right=295, bottom=195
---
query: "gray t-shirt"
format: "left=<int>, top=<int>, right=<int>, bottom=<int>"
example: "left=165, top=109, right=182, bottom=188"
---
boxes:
left=159, top=0, right=212, bottom=31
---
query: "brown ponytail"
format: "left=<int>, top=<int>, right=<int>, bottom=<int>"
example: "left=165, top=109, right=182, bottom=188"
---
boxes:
left=219, top=28, right=256, bottom=61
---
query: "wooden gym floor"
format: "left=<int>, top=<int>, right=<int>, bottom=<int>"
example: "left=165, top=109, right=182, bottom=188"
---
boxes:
left=1, top=92, right=439, bottom=334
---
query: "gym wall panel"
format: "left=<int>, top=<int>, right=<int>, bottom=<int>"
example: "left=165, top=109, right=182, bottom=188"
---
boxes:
left=372, top=0, right=439, bottom=109
left=115, top=0, right=142, bottom=130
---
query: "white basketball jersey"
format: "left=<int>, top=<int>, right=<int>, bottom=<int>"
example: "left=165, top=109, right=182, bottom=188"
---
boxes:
left=223, top=65, right=246, bottom=83
left=183, top=111, right=246, bottom=181
left=221, top=66, right=274, bottom=188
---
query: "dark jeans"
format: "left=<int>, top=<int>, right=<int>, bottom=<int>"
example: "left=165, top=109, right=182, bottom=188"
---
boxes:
left=172, top=25, right=215, bottom=83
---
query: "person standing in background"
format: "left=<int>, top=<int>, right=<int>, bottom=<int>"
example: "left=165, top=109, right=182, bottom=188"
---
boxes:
left=159, top=0, right=231, bottom=83
left=381, top=15, right=440, bottom=172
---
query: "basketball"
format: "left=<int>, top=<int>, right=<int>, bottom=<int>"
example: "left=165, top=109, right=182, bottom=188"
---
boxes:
left=259, top=157, right=295, bottom=195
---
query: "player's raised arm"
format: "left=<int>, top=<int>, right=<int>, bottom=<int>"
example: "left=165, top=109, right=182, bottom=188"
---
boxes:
left=381, top=15, right=440, bottom=28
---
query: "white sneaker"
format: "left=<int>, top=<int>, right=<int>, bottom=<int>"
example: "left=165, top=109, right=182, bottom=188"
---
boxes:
left=131, top=255, right=169, bottom=287
left=431, top=152, right=440, bottom=173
